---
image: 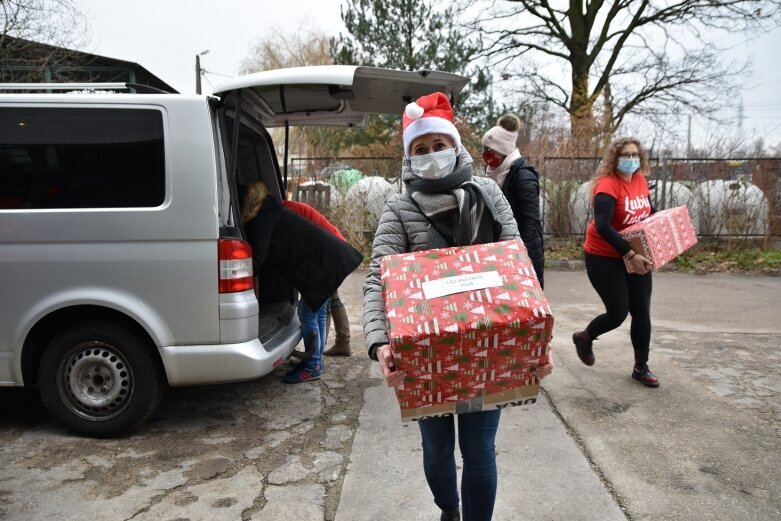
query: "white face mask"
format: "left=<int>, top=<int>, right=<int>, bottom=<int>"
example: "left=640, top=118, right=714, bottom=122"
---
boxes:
left=410, top=148, right=457, bottom=180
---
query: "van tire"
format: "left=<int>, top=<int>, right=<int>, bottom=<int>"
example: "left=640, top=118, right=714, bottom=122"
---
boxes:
left=39, top=322, right=166, bottom=437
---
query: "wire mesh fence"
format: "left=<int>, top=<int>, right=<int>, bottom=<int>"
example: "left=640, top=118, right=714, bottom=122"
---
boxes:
left=286, top=156, right=781, bottom=253
left=287, top=157, right=403, bottom=252
left=535, top=157, right=780, bottom=243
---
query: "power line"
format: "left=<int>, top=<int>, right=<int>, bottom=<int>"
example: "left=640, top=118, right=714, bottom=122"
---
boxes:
left=203, top=70, right=234, bottom=79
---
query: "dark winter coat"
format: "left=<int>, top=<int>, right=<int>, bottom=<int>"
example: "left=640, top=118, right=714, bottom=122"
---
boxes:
left=244, top=196, right=363, bottom=310
left=501, top=156, right=545, bottom=288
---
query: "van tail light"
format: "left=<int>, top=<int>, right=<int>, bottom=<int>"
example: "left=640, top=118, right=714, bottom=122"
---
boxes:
left=218, top=239, right=254, bottom=293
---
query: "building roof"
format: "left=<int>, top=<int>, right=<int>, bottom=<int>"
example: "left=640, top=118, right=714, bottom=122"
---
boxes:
left=0, top=36, right=178, bottom=93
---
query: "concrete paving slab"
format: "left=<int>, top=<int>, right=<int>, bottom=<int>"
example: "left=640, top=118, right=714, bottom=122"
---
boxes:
left=336, top=364, right=626, bottom=521
left=336, top=270, right=781, bottom=521
left=543, top=271, right=781, bottom=521
left=1, top=269, right=778, bottom=521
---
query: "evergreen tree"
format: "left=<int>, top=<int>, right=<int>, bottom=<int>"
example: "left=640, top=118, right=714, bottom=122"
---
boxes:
left=332, top=0, right=493, bottom=130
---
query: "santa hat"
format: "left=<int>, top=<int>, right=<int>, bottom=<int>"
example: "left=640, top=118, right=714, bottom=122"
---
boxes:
left=481, top=114, right=521, bottom=156
left=402, top=92, right=461, bottom=157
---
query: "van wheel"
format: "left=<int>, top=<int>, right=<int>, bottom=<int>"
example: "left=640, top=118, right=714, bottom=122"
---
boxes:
left=39, top=322, right=166, bottom=437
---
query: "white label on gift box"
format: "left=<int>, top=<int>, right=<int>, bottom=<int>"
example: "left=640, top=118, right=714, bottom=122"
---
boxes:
left=422, top=271, right=503, bottom=300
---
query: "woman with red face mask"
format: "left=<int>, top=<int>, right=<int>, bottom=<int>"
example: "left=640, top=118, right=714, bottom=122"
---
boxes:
left=481, top=114, right=545, bottom=288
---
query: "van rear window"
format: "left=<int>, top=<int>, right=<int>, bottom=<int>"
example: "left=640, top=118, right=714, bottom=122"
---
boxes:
left=0, top=107, right=165, bottom=209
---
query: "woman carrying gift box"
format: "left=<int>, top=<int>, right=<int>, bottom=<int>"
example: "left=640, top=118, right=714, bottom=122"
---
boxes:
left=362, top=92, right=554, bottom=521
left=572, top=137, right=660, bottom=387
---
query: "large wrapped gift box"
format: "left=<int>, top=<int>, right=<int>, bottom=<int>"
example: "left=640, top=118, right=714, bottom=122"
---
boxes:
left=620, top=205, right=697, bottom=273
left=380, top=239, right=553, bottom=422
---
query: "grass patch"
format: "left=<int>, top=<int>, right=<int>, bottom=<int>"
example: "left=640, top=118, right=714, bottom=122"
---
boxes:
left=673, top=244, right=781, bottom=273
left=545, top=239, right=583, bottom=261
left=361, top=238, right=781, bottom=273
left=544, top=239, right=781, bottom=273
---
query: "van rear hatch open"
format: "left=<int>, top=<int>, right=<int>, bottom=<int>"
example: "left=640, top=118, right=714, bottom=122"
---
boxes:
left=213, top=66, right=468, bottom=343
left=212, top=65, right=469, bottom=128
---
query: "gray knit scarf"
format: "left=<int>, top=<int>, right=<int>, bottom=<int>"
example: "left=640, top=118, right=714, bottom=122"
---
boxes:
left=405, top=159, right=503, bottom=248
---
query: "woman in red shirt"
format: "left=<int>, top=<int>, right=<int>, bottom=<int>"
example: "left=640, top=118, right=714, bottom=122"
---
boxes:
left=573, top=137, right=660, bottom=387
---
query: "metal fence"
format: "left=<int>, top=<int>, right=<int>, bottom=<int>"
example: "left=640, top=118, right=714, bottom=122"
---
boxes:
left=289, top=156, right=403, bottom=191
left=286, top=156, right=781, bottom=242
left=536, top=157, right=780, bottom=241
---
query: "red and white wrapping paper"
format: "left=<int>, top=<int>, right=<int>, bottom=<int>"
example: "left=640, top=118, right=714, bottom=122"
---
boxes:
left=620, top=205, right=697, bottom=273
left=380, top=239, right=554, bottom=422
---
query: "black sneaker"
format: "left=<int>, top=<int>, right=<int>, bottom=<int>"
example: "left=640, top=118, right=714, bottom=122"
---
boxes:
left=440, top=507, right=460, bottom=521
left=283, top=365, right=322, bottom=384
left=632, top=364, right=660, bottom=387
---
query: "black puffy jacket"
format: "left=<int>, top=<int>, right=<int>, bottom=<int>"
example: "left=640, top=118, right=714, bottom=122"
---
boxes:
left=244, top=196, right=363, bottom=310
left=501, top=157, right=545, bottom=288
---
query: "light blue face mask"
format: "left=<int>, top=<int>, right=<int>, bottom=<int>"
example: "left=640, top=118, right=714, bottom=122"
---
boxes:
left=617, top=157, right=640, bottom=175
left=410, top=148, right=457, bottom=180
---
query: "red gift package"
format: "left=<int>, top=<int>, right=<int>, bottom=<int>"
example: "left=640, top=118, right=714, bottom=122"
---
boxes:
left=380, top=239, right=553, bottom=422
left=619, top=205, right=698, bottom=273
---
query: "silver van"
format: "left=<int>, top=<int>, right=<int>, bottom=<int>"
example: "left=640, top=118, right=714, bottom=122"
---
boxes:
left=0, top=66, right=467, bottom=437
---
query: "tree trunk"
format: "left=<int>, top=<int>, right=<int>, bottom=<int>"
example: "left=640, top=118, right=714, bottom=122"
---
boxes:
left=600, top=81, right=615, bottom=148
left=570, top=59, right=596, bottom=155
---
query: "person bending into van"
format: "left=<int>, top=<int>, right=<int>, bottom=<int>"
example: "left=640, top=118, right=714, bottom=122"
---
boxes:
left=240, top=182, right=362, bottom=383
left=282, top=200, right=353, bottom=357
left=362, top=92, right=554, bottom=521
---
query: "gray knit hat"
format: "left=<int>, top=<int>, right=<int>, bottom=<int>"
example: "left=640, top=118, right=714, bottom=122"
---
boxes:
left=481, top=114, right=521, bottom=156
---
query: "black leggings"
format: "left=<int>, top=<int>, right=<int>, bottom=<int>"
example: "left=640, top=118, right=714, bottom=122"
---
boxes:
left=584, top=252, right=653, bottom=365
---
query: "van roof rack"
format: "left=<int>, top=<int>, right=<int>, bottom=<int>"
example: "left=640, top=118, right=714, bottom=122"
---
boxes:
left=0, top=82, right=173, bottom=94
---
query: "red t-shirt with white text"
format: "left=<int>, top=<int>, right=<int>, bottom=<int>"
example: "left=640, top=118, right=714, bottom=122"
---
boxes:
left=583, top=173, right=651, bottom=258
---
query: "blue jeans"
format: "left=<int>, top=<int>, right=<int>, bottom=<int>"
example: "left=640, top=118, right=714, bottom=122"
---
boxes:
left=297, top=299, right=328, bottom=371
left=418, top=409, right=501, bottom=521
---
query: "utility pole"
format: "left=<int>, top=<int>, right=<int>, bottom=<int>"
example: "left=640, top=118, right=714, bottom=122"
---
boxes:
left=195, top=49, right=209, bottom=94
left=738, top=97, right=745, bottom=138
left=687, top=115, right=692, bottom=158
left=195, top=54, right=201, bottom=94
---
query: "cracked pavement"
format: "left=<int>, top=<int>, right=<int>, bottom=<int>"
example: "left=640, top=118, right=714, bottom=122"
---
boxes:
left=1, top=270, right=780, bottom=521
left=0, top=271, right=376, bottom=521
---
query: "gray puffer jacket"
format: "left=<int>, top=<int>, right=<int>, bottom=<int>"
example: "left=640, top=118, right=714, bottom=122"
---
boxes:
left=362, top=150, right=520, bottom=357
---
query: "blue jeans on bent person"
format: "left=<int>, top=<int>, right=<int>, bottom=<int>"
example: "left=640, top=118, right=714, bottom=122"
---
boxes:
left=297, top=299, right=329, bottom=371
left=418, top=409, right=501, bottom=521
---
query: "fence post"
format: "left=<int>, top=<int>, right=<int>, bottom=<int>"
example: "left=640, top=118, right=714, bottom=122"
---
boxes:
left=540, top=155, right=547, bottom=237
left=660, top=156, right=669, bottom=210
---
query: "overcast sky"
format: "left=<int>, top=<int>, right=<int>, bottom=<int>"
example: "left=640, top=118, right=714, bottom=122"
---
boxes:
left=77, top=0, right=781, bottom=149
left=78, top=0, right=345, bottom=93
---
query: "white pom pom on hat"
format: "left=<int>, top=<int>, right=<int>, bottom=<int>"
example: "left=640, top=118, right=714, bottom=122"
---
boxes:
left=481, top=114, right=521, bottom=156
left=401, top=92, right=461, bottom=157
left=405, top=102, right=425, bottom=120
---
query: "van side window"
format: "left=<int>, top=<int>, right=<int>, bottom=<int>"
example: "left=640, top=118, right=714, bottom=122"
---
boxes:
left=0, top=107, right=165, bottom=209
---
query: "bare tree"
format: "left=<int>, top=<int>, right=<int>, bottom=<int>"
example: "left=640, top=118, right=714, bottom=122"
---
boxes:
left=469, top=0, right=781, bottom=150
left=0, top=0, right=90, bottom=82
left=239, top=26, right=333, bottom=73
left=239, top=26, right=344, bottom=163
